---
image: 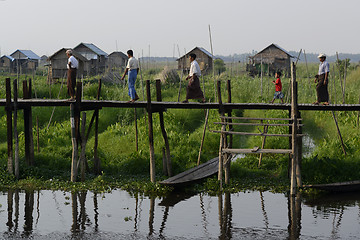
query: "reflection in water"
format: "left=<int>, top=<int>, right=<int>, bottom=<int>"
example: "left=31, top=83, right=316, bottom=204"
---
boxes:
left=1, top=190, right=360, bottom=239
left=259, top=191, right=269, bottom=229
left=287, top=193, right=301, bottom=240
left=23, top=190, right=34, bottom=236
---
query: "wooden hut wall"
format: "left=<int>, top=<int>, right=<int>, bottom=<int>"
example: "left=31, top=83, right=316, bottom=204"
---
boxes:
left=0, top=58, right=13, bottom=72
left=50, top=51, right=84, bottom=79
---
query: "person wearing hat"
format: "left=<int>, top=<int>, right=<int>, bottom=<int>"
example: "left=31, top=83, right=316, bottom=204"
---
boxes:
left=66, top=49, right=79, bottom=101
left=314, top=53, right=329, bottom=105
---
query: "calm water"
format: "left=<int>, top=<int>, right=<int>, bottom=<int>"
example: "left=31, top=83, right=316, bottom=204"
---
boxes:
left=1, top=189, right=360, bottom=239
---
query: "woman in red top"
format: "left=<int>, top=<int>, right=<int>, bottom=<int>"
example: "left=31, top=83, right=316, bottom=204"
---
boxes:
left=270, top=72, right=284, bottom=104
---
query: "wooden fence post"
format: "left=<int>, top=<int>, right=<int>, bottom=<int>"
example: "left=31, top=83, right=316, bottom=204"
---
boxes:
left=224, top=79, right=232, bottom=184
left=156, top=79, right=172, bottom=176
left=146, top=80, right=156, bottom=183
left=6, top=78, right=13, bottom=174
left=23, top=80, right=34, bottom=166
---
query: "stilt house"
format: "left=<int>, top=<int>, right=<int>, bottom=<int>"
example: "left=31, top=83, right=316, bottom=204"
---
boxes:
left=107, top=51, right=128, bottom=71
left=73, top=43, right=108, bottom=75
left=48, top=48, right=87, bottom=80
left=10, top=50, right=40, bottom=74
left=0, top=55, right=15, bottom=73
left=177, top=47, right=213, bottom=74
left=246, top=43, right=293, bottom=77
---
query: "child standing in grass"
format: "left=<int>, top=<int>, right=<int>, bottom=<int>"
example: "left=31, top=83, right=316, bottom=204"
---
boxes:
left=270, top=71, right=284, bottom=104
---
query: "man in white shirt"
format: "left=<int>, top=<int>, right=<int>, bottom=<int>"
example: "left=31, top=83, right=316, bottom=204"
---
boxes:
left=66, top=49, right=79, bottom=101
left=121, top=50, right=140, bottom=103
left=182, top=53, right=205, bottom=103
left=314, top=53, right=329, bottom=105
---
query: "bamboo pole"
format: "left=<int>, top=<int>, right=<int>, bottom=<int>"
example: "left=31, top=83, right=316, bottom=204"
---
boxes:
left=13, top=79, right=19, bottom=179
left=343, top=60, right=347, bottom=104
left=6, top=78, right=13, bottom=174
left=258, top=121, right=268, bottom=167
left=303, top=50, right=310, bottom=90
left=336, top=52, right=345, bottom=103
left=217, top=80, right=225, bottom=189
left=197, top=107, right=210, bottom=166
left=332, top=111, right=347, bottom=155
left=260, top=55, right=263, bottom=99
left=156, top=80, right=172, bottom=176
left=146, top=80, right=156, bottom=182
left=94, top=79, right=101, bottom=175
left=209, top=24, right=216, bottom=102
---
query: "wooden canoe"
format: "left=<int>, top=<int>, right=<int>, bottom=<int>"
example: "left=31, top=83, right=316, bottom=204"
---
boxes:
left=159, top=157, right=219, bottom=186
left=303, top=180, right=360, bottom=192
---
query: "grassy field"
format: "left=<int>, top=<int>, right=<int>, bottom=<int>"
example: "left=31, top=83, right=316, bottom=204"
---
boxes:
left=0, top=62, right=360, bottom=194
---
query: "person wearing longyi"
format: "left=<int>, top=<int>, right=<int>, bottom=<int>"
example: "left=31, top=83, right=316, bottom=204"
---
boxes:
left=314, top=53, right=329, bottom=105
left=182, top=53, right=205, bottom=103
left=66, top=49, right=78, bottom=101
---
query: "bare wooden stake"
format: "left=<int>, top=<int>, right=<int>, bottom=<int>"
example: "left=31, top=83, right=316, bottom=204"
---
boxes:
left=217, top=80, right=225, bottom=189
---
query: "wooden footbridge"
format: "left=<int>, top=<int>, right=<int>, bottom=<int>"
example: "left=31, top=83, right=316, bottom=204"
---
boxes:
left=2, top=63, right=358, bottom=194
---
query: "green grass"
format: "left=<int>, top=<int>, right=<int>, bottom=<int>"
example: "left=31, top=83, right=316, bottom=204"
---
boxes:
left=1, top=63, right=360, bottom=194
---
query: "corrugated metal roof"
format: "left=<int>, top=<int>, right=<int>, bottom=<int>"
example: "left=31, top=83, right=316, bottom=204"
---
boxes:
left=177, top=46, right=213, bottom=61
left=197, top=47, right=213, bottom=57
left=1, top=55, right=15, bottom=61
left=11, top=50, right=40, bottom=60
left=76, top=43, right=108, bottom=56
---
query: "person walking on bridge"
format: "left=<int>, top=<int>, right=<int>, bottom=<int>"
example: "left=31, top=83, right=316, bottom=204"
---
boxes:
left=314, top=53, right=329, bottom=105
left=182, top=53, right=205, bottom=103
left=121, top=50, right=140, bottom=103
left=66, top=50, right=78, bottom=101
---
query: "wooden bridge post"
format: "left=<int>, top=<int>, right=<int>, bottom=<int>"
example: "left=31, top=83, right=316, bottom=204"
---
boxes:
left=225, top=79, right=232, bottom=184
left=290, top=62, right=301, bottom=195
left=23, top=80, right=34, bottom=166
left=70, top=103, right=78, bottom=182
left=146, top=80, right=156, bottom=183
left=75, top=82, right=82, bottom=145
left=156, top=79, right=172, bottom=176
left=217, top=80, right=225, bottom=188
left=5, top=78, right=13, bottom=174
left=13, top=79, right=19, bottom=179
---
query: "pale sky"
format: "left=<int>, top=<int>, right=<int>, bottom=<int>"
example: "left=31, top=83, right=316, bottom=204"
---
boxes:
left=0, top=0, right=359, bottom=57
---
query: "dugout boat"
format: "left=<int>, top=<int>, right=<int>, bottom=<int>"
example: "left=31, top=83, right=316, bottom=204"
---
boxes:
left=303, top=180, right=360, bottom=192
left=159, top=157, right=219, bottom=186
